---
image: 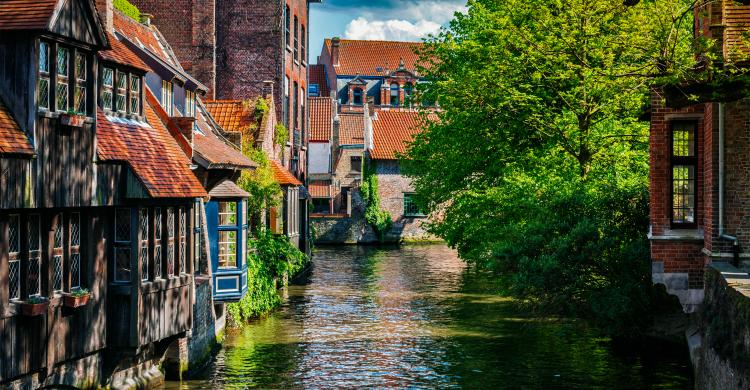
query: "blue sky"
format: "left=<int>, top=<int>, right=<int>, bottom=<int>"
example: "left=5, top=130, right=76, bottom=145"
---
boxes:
left=308, top=0, right=466, bottom=63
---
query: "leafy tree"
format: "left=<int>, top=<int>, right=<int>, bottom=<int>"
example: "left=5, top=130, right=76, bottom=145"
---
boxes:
left=406, top=0, right=697, bottom=333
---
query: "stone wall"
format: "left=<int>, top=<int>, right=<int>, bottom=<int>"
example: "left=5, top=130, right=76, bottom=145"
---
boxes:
left=186, top=279, right=220, bottom=374
left=375, top=160, right=435, bottom=241
left=691, top=263, right=750, bottom=389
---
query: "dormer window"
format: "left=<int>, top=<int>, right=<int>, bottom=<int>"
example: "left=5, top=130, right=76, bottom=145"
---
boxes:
left=37, top=42, right=50, bottom=109
left=100, top=66, right=142, bottom=117
left=353, top=87, right=363, bottom=105
left=390, top=83, right=400, bottom=106
left=185, top=90, right=195, bottom=117
left=162, top=80, right=173, bottom=116
left=404, top=83, right=413, bottom=106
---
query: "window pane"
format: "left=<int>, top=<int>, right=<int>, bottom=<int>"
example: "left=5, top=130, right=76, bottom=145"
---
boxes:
left=9, top=215, right=20, bottom=300
left=75, top=86, right=86, bottom=113
left=167, top=208, right=175, bottom=277
left=115, top=248, right=131, bottom=282
left=57, top=47, right=68, bottom=76
left=53, top=255, right=63, bottom=292
left=115, top=208, right=131, bottom=242
left=39, top=42, right=49, bottom=73
left=71, top=213, right=81, bottom=246
left=140, top=208, right=149, bottom=281
left=672, top=165, right=696, bottom=224
left=103, top=91, right=113, bottom=111
left=219, top=202, right=237, bottom=226
left=672, top=123, right=695, bottom=157
left=71, top=253, right=81, bottom=289
left=179, top=207, right=186, bottom=274
left=28, top=215, right=41, bottom=296
left=218, top=230, right=237, bottom=268
left=116, top=92, right=126, bottom=113
left=37, top=78, right=49, bottom=109
left=57, top=81, right=68, bottom=111
left=76, top=53, right=86, bottom=81
left=103, top=68, right=113, bottom=87
left=54, top=216, right=63, bottom=248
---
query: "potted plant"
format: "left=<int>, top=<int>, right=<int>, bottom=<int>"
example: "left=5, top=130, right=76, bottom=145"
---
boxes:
left=20, top=296, right=49, bottom=317
left=63, top=288, right=90, bottom=309
left=59, top=109, right=86, bottom=128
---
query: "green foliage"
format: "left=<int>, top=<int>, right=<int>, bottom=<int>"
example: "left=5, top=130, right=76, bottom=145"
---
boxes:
left=237, top=148, right=282, bottom=231
left=227, top=230, right=309, bottom=324
left=70, top=288, right=89, bottom=297
left=253, top=97, right=269, bottom=122
left=360, top=160, right=392, bottom=241
left=405, top=0, right=698, bottom=334
left=113, top=0, right=140, bottom=20
left=274, top=123, right=288, bottom=147
left=26, top=296, right=47, bottom=304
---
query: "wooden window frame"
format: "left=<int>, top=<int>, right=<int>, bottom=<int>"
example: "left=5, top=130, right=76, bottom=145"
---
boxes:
left=8, top=214, right=21, bottom=301
left=102, top=67, right=114, bottom=111
left=115, top=70, right=127, bottom=114
left=37, top=40, right=51, bottom=110
left=218, top=201, right=241, bottom=270
left=74, top=52, right=87, bottom=114
left=669, top=120, right=698, bottom=229
left=113, top=208, right=132, bottom=283
left=154, top=207, right=163, bottom=279
left=56, top=46, right=70, bottom=112
left=390, top=83, right=400, bottom=106
left=130, top=74, right=141, bottom=115
left=161, top=80, right=173, bottom=116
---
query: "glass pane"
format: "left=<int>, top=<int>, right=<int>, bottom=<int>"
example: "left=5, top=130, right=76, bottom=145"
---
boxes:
left=116, top=92, right=126, bottom=113
left=103, top=68, right=113, bottom=87
left=28, top=215, right=40, bottom=251
left=75, top=86, right=86, bottom=113
left=155, top=208, right=162, bottom=237
left=167, top=208, right=175, bottom=237
left=672, top=123, right=695, bottom=157
left=9, top=215, right=19, bottom=254
left=130, top=76, right=140, bottom=92
left=54, top=215, right=63, bottom=248
left=672, top=165, right=696, bottom=224
left=37, top=78, right=49, bottom=109
left=130, top=96, right=139, bottom=114
left=115, top=248, right=131, bottom=282
left=71, top=213, right=80, bottom=246
left=76, top=53, right=86, bottom=81
left=219, top=202, right=237, bottom=226
left=9, top=259, right=20, bottom=300
left=218, top=230, right=237, bottom=268
left=53, top=255, right=63, bottom=292
left=115, top=208, right=131, bottom=242
left=57, top=81, right=68, bottom=111
left=103, top=91, right=113, bottom=110
left=39, top=41, right=49, bottom=72
left=57, top=47, right=68, bottom=76
left=28, top=256, right=41, bottom=296
left=71, top=253, right=81, bottom=289
left=167, top=243, right=175, bottom=276
left=155, top=245, right=162, bottom=279
left=140, top=209, right=149, bottom=281
left=116, top=71, right=126, bottom=90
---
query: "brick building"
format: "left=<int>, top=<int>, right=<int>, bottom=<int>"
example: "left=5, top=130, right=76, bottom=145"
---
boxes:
left=649, top=1, right=750, bottom=312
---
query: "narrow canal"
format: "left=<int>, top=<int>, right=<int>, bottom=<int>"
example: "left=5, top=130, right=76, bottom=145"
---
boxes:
left=168, top=245, right=693, bottom=389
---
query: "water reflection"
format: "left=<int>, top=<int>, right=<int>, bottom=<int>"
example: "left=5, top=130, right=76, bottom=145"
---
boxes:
left=167, top=245, right=692, bottom=389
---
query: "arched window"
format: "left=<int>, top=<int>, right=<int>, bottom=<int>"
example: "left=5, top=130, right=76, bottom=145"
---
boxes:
left=353, top=88, right=363, bottom=105
left=390, top=83, right=399, bottom=106
left=404, top=83, right=414, bottom=106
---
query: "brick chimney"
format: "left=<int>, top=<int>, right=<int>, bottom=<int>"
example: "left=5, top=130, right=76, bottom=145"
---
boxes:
left=95, top=0, right=113, bottom=33
left=331, top=37, right=341, bottom=67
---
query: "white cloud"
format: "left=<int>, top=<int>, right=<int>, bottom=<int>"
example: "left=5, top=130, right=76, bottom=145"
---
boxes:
left=344, top=17, right=442, bottom=41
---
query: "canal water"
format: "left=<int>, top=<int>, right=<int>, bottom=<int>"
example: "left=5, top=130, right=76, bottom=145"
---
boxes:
left=168, top=245, right=693, bottom=389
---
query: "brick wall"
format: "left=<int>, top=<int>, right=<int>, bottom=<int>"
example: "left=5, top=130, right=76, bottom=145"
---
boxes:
left=651, top=240, right=706, bottom=288
left=374, top=159, right=434, bottom=240
left=129, top=0, right=217, bottom=97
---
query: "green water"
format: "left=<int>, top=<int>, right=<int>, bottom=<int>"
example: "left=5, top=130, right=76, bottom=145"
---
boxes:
left=168, top=245, right=693, bottom=389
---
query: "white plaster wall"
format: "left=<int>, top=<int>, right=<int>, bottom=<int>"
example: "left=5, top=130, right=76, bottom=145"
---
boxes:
left=309, top=142, right=331, bottom=174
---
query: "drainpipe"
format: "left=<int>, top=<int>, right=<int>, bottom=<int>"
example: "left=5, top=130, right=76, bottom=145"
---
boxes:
left=718, top=102, right=740, bottom=266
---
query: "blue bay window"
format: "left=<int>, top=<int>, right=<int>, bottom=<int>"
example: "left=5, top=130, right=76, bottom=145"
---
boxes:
left=206, top=198, right=249, bottom=301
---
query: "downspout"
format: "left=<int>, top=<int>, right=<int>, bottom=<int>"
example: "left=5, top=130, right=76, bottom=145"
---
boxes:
left=718, top=102, right=740, bottom=266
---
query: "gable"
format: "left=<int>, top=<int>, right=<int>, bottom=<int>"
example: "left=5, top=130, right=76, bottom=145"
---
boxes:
left=50, top=0, right=107, bottom=47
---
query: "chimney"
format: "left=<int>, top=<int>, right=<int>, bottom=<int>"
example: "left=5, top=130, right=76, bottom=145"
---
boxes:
left=140, top=13, right=154, bottom=26
left=331, top=37, right=341, bottom=67
left=332, top=114, right=340, bottom=165
left=263, top=80, right=275, bottom=98
left=95, top=0, right=113, bottom=33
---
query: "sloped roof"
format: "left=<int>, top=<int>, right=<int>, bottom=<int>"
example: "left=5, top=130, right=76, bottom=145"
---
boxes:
left=309, top=97, right=333, bottom=142
left=208, top=179, right=250, bottom=198
left=112, top=9, right=177, bottom=67
left=309, top=183, right=331, bottom=198
left=204, top=100, right=256, bottom=134
left=270, top=160, right=302, bottom=186
left=339, top=113, right=364, bottom=145
left=96, top=94, right=206, bottom=198
left=193, top=106, right=257, bottom=169
left=324, top=39, right=424, bottom=77
left=0, top=0, right=57, bottom=30
left=371, top=110, right=435, bottom=160
left=309, top=64, right=330, bottom=96
left=0, top=97, right=34, bottom=156
left=98, top=32, right=150, bottom=71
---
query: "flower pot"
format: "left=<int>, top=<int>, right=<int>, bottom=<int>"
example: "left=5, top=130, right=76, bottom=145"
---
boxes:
left=59, top=113, right=85, bottom=128
left=20, top=301, right=49, bottom=317
left=63, top=293, right=90, bottom=309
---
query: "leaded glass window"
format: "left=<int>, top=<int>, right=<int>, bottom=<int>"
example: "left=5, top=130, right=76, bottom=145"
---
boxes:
left=179, top=207, right=186, bottom=274
left=102, top=68, right=114, bottom=110
left=116, top=70, right=126, bottom=113
left=27, top=215, right=41, bottom=296
left=70, top=212, right=81, bottom=289
left=403, top=193, right=425, bottom=217
left=154, top=208, right=162, bottom=279
left=56, top=47, right=69, bottom=111
left=167, top=208, right=175, bottom=277
left=37, top=41, right=50, bottom=109
left=75, top=53, right=86, bottom=114
left=8, top=215, right=20, bottom=300
left=139, top=208, right=149, bottom=282
left=53, top=214, right=63, bottom=292
left=218, top=231, right=237, bottom=268
left=130, top=75, right=140, bottom=115
left=671, top=122, right=698, bottom=226
left=114, top=208, right=131, bottom=282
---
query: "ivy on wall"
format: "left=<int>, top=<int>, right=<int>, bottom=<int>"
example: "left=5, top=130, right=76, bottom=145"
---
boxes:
left=113, top=0, right=140, bottom=20
left=360, top=159, right=392, bottom=241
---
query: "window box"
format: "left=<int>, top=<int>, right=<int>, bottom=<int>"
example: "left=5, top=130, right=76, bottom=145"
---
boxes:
left=63, top=289, right=90, bottom=309
left=59, top=112, right=86, bottom=128
left=20, top=297, right=49, bottom=317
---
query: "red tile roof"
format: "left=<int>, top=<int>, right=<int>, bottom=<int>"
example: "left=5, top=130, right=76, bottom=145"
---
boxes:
left=270, top=160, right=302, bottom=186
left=98, top=32, right=150, bottom=71
left=324, top=39, right=425, bottom=77
left=113, top=9, right=177, bottom=67
left=309, top=64, right=330, bottom=96
left=0, top=0, right=57, bottom=31
left=96, top=95, right=206, bottom=199
left=194, top=108, right=257, bottom=169
left=309, top=97, right=333, bottom=142
left=371, top=110, right=435, bottom=160
left=339, top=113, right=364, bottom=145
left=0, top=97, right=34, bottom=156
left=208, top=179, right=250, bottom=198
left=204, top=100, right=256, bottom=134
left=309, top=183, right=331, bottom=198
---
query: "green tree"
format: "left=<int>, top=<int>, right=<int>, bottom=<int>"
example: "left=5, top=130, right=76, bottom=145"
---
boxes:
left=406, top=0, right=697, bottom=334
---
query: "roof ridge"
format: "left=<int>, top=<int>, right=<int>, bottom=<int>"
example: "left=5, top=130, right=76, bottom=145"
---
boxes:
left=325, top=38, right=425, bottom=45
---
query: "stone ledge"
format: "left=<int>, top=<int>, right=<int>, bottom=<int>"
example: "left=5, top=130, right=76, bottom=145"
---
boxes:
left=648, top=228, right=704, bottom=241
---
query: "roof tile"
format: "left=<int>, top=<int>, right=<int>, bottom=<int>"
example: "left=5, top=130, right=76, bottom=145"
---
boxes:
left=309, top=97, right=333, bottom=142
left=194, top=107, right=257, bottom=169
left=309, top=64, right=330, bottom=96
left=371, top=110, right=435, bottom=160
left=113, top=9, right=177, bottom=67
left=204, top=100, right=256, bottom=134
left=339, top=113, right=364, bottom=145
left=270, top=160, right=302, bottom=186
left=98, top=32, right=150, bottom=71
left=324, top=39, right=425, bottom=77
left=0, top=97, right=34, bottom=156
left=0, top=0, right=57, bottom=31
